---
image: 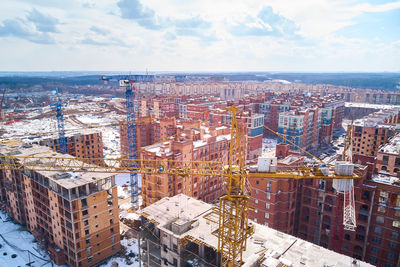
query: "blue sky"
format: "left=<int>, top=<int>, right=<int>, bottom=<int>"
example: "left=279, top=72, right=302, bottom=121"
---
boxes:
left=0, top=0, right=399, bottom=72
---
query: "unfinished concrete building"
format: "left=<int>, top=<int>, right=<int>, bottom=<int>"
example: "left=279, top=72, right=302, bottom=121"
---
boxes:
left=138, top=194, right=374, bottom=267
left=0, top=143, right=120, bottom=267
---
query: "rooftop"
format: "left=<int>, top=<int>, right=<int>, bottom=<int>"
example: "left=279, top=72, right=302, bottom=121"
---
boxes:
left=141, top=194, right=373, bottom=267
left=0, top=142, right=115, bottom=189
left=345, top=102, right=400, bottom=110
left=379, top=134, right=400, bottom=154
left=371, top=173, right=400, bottom=187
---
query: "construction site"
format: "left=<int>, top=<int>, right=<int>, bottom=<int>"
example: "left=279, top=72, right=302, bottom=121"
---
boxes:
left=0, top=75, right=399, bottom=267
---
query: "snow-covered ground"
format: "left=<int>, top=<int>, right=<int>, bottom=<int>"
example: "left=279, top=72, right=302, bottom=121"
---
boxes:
left=76, top=114, right=113, bottom=125
left=0, top=211, right=65, bottom=267
left=1, top=117, right=77, bottom=139
left=262, top=137, right=277, bottom=155
left=100, top=238, right=139, bottom=267
left=102, top=126, right=121, bottom=159
left=115, top=173, right=142, bottom=187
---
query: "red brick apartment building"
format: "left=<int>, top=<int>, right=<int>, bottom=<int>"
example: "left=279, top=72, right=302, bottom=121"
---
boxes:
left=210, top=109, right=263, bottom=161
left=140, top=122, right=247, bottom=207
left=0, top=144, right=120, bottom=267
left=249, top=146, right=400, bottom=267
left=120, top=116, right=177, bottom=157
left=35, top=130, right=104, bottom=164
left=352, top=108, right=400, bottom=166
left=376, top=134, right=400, bottom=175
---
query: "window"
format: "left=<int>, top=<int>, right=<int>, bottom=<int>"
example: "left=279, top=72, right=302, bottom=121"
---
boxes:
left=266, top=193, right=271, bottom=200
left=110, top=219, right=113, bottom=225
left=385, top=263, right=393, bottom=267
left=392, top=231, right=399, bottom=239
left=266, top=181, right=271, bottom=192
left=344, top=234, right=351, bottom=241
left=86, top=238, right=90, bottom=244
left=255, top=209, right=258, bottom=213
left=378, top=206, right=386, bottom=213
left=82, top=210, right=88, bottom=216
left=372, top=237, right=382, bottom=244
left=111, top=236, right=115, bottom=243
left=369, top=256, right=377, bottom=265
left=376, top=216, right=384, bottom=224
left=87, top=247, right=91, bottom=255
left=255, top=199, right=258, bottom=204
left=81, top=198, right=87, bottom=207
left=396, top=195, right=400, bottom=207
left=85, top=229, right=89, bottom=235
left=374, top=226, right=382, bottom=234
left=88, top=256, right=92, bottom=263
left=371, top=247, right=379, bottom=254
left=266, top=203, right=270, bottom=209
left=110, top=228, right=114, bottom=234
left=362, top=191, right=370, bottom=200
left=109, top=209, right=113, bottom=216
left=389, top=241, right=397, bottom=249
left=393, top=221, right=400, bottom=228
left=256, top=180, right=259, bottom=185
left=84, top=219, right=88, bottom=226
left=387, top=252, right=395, bottom=260
left=379, top=191, right=389, bottom=204
left=265, top=213, right=269, bottom=219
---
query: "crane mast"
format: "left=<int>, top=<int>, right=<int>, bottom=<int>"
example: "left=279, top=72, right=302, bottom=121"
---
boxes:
left=218, top=106, right=253, bottom=266
left=55, top=88, right=67, bottom=154
left=123, top=79, right=139, bottom=208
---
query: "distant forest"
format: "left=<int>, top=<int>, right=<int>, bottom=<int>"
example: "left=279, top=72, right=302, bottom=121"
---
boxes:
left=0, top=72, right=399, bottom=91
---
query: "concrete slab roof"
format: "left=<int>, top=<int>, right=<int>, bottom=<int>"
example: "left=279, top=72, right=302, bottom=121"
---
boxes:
left=0, top=143, right=115, bottom=189
left=140, top=194, right=374, bottom=267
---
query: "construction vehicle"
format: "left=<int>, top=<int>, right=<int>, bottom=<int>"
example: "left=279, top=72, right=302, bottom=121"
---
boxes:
left=0, top=105, right=361, bottom=266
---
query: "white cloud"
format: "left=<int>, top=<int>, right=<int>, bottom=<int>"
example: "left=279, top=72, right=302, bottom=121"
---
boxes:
left=0, top=0, right=399, bottom=71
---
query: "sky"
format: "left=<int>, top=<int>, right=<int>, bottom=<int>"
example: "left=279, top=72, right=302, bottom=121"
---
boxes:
left=0, top=0, right=399, bottom=72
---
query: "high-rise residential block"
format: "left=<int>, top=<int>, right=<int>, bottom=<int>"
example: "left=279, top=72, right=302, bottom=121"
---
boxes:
left=0, top=144, right=120, bottom=267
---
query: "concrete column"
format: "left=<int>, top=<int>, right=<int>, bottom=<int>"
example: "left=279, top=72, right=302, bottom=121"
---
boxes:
left=199, top=244, right=205, bottom=258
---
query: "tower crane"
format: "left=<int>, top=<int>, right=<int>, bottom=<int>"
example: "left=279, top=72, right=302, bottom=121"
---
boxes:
left=100, top=74, right=157, bottom=208
left=0, top=106, right=361, bottom=266
left=54, top=88, right=67, bottom=154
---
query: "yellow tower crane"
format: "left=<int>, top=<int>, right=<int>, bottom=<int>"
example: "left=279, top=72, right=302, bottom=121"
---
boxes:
left=0, top=106, right=360, bottom=267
